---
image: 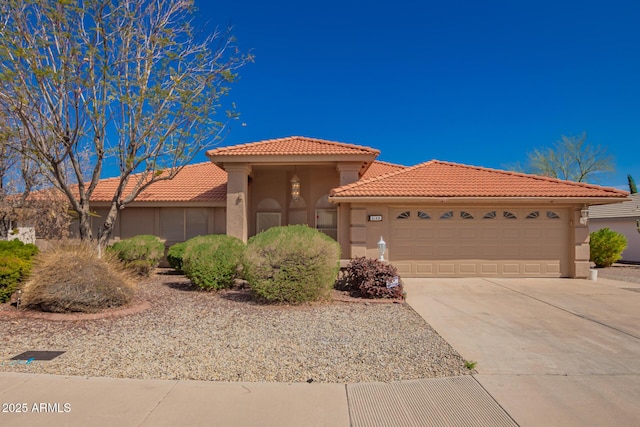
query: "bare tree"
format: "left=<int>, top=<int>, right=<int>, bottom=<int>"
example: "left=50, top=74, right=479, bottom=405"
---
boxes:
left=526, top=133, right=614, bottom=183
left=0, top=107, right=72, bottom=239
left=0, top=0, right=251, bottom=246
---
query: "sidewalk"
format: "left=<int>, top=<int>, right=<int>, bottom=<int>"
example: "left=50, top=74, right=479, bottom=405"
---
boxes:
left=0, top=372, right=515, bottom=427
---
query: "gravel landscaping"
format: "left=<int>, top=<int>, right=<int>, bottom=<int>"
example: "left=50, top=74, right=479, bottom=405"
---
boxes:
left=0, top=270, right=469, bottom=383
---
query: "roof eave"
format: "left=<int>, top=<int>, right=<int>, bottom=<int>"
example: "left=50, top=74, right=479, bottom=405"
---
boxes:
left=206, top=153, right=378, bottom=167
left=328, top=195, right=630, bottom=205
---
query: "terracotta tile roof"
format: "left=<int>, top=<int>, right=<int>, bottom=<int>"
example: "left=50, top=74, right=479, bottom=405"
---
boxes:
left=361, top=160, right=406, bottom=180
left=207, top=136, right=380, bottom=157
left=331, top=160, right=629, bottom=199
left=90, top=162, right=227, bottom=203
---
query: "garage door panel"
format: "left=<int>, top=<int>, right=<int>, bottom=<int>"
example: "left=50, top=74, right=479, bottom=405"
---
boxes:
left=415, top=228, right=435, bottom=239
left=502, top=263, right=521, bottom=275
left=458, top=245, right=477, bottom=258
left=458, top=228, right=477, bottom=239
left=524, top=263, right=542, bottom=274
left=480, top=263, right=499, bottom=274
left=479, top=245, right=499, bottom=257
left=501, top=227, right=521, bottom=239
left=435, top=246, right=456, bottom=258
left=437, top=263, right=456, bottom=274
left=499, top=246, right=520, bottom=257
left=521, top=246, right=542, bottom=258
left=393, top=262, right=413, bottom=276
left=415, top=263, right=434, bottom=274
left=481, top=227, right=499, bottom=239
left=459, top=263, right=477, bottom=274
left=390, top=207, right=569, bottom=277
left=437, top=228, right=455, bottom=239
left=412, top=245, right=434, bottom=257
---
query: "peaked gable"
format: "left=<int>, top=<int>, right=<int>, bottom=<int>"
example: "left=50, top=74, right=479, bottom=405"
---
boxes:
left=207, top=136, right=380, bottom=157
left=331, top=160, right=628, bottom=199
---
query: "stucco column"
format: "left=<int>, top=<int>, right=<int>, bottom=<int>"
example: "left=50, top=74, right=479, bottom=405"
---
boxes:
left=225, top=163, right=251, bottom=242
left=336, top=162, right=361, bottom=186
left=572, top=207, right=590, bottom=278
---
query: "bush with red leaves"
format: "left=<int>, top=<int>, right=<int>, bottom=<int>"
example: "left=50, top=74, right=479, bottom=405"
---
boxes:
left=340, top=257, right=403, bottom=299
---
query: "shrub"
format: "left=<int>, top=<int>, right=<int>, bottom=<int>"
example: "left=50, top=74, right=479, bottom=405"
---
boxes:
left=590, top=228, right=627, bottom=268
left=108, top=235, right=165, bottom=276
left=0, top=239, right=39, bottom=260
left=244, top=225, right=340, bottom=303
left=0, top=256, right=30, bottom=303
left=20, top=241, right=135, bottom=313
left=341, top=257, right=403, bottom=299
left=182, top=235, right=245, bottom=290
left=0, top=240, right=38, bottom=303
left=167, top=242, right=187, bottom=271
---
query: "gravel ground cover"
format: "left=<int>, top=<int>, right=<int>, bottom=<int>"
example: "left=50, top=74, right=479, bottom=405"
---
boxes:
left=0, top=270, right=469, bottom=383
left=596, top=263, right=640, bottom=285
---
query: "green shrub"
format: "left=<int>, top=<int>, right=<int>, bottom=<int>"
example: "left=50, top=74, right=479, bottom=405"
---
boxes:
left=108, top=235, right=165, bottom=276
left=0, top=239, right=39, bottom=260
left=590, top=228, right=627, bottom=268
left=244, top=225, right=340, bottom=303
left=0, top=256, right=30, bottom=303
left=167, top=242, right=187, bottom=271
left=21, top=241, right=135, bottom=313
left=340, top=257, right=403, bottom=299
left=0, top=240, right=38, bottom=303
left=182, top=235, right=245, bottom=290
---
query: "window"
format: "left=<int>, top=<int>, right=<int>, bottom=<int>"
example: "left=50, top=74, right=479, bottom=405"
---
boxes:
left=186, top=208, right=209, bottom=239
left=546, top=211, right=560, bottom=219
left=526, top=211, right=539, bottom=219
left=316, top=209, right=337, bottom=240
left=460, top=211, right=474, bottom=220
left=257, top=212, right=281, bottom=233
left=397, top=211, right=410, bottom=219
left=503, top=211, right=517, bottom=219
left=483, top=211, right=496, bottom=219
left=160, top=207, right=210, bottom=241
left=417, top=211, right=431, bottom=219
left=440, top=211, right=454, bottom=219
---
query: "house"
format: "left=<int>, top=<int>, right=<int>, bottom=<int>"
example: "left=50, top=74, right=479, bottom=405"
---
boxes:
left=589, top=193, right=640, bottom=262
left=87, top=136, right=628, bottom=278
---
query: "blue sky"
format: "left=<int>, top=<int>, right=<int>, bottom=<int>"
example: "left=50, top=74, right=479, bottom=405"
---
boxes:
left=191, top=0, right=639, bottom=190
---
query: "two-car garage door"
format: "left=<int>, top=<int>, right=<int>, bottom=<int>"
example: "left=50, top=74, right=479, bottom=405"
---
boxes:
left=390, top=207, right=569, bottom=277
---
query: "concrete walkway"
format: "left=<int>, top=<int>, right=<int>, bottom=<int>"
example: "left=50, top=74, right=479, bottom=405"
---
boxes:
left=2, top=276, right=639, bottom=426
left=404, top=277, right=640, bottom=427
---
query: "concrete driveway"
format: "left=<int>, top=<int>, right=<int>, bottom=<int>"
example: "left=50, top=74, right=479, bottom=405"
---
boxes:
left=404, top=277, right=640, bottom=427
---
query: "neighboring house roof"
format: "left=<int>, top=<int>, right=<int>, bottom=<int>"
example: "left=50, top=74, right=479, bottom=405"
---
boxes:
left=361, top=160, right=406, bottom=180
left=90, top=162, right=227, bottom=204
left=589, top=193, right=640, bottom=218
left=330, top=160, right=629, bottom=200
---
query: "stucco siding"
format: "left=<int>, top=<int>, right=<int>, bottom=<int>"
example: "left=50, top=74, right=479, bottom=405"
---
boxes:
left=590, top=217, right=640, bottom=262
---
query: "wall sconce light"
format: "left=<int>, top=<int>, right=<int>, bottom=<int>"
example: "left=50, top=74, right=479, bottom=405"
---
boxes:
left=290, top=174, right=300, bottom=201
left=378, top=236, right=387, bottom=261
left=579, top=206, right=589, bottom=226
left=636, top=219, right=640, bottom=235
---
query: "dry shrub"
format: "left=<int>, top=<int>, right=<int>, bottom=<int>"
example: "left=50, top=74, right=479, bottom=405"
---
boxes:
left=20, top=240, right=135, bottom=313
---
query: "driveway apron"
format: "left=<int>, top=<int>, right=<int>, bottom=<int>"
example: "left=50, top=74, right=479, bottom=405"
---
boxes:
left=404, top=277, right=640, bottom=427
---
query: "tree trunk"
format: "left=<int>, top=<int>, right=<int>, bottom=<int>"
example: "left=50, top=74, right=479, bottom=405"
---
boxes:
left=98, top=203, right=120, bottom=248
left=76, top=204, right=94, bottom=242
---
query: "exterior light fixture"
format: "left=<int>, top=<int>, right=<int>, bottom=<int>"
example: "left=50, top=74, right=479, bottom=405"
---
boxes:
left=636, top=219, right=640, bottom=235
left=378, top=236, right=387, bottom=261
left=579, top=206, right=589, bottom=226
left=290, top=174, right=300, bottom=201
